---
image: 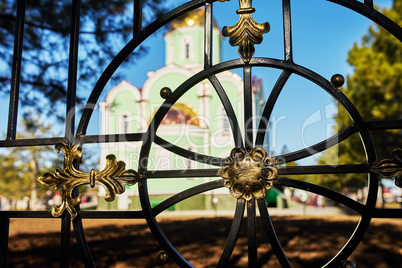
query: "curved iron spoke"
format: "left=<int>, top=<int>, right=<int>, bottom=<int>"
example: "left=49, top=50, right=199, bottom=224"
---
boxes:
left=323, top=216, right=372, bottom=268
left=138, top=180, right=194, bottom=268
left=209, top=75, right=244, bottom=147
left=152, top=180, right=225, bottom=216
left=247, top=200, right=257, bottom=267
left=275, top=124, right=358, bottom=163
left=257, top=199, right=291, bottom=268
left=277, top=164, right=369, bottom=175
left=72, top=214, right=96, bottom=268
left=216, top=199, right=246, bottom=268
left=146, top=168, right=220, bottom=179
left=154, top=136, right=224, bottom=166
left=255, top=70, right=291, bottom=146
left=274, top=177, right=366, bottom=214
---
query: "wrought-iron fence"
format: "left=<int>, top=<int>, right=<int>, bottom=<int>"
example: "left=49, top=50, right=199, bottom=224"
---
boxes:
left=1, top=0, right=401, bottom=267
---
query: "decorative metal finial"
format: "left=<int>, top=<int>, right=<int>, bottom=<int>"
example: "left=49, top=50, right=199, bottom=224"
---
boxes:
left=160, top=87, right=172, bottom=99
left=331, top=74, right=345, bottom=87
left=38, top=142, right=141, bottom=220
left=156, top=251, right=170, bottom=265
left=340, top=260, right=356, bottom=268
left=370, top=148, right=402, bottom=188
left=218, top=146, right=277, bottom=201
left=221, top=0, right=270, bottom=63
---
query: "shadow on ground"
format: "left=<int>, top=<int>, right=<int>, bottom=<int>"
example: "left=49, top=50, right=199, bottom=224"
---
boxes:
left=7, top=216, right=402, bottom=268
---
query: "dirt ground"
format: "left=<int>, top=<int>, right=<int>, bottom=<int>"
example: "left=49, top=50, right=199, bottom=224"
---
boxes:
left=5, top=214, right=402, bottom=268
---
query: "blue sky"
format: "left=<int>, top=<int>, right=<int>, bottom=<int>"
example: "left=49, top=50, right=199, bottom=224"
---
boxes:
left=0, top=0, right=394, bottom=164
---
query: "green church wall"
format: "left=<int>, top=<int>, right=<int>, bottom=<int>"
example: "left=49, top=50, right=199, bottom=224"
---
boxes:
left=108, top=90, right=140, bottom=134
left=146, top=72, right=200, bottom=121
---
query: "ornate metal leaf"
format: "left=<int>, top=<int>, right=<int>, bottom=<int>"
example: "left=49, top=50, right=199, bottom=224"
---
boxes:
left=371, top=148, right=402, bottom=188
left=38, top=142, right=140, bottom=219
left=221, top=0, right=270, bottom=63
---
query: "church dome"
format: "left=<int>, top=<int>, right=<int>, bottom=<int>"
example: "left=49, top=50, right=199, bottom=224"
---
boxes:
left=154, top=103, right=200, bottom=126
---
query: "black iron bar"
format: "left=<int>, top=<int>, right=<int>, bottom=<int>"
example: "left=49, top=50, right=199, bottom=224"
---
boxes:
left=0, top=211, right=53, bottom=218
left=366, top=119, right=402, bottom=130
left=0, top=217, right=10, bottom=267
left=247, top=200, right=257, bottom=268
left=282, top=0, right=293, bottom=62
left=278, top=164, right=369, bottom=175
left=146, top=168, right=220, bottom=178
left=0, top=137, right=66, bottom=147
left=79, top=133, right=144, bottom=144
left=65, top=0, right=81, bottom=143
left=133, top=0, right=143, bottom=35
left=0, top=210, right=145, bottom=219
left=72, top=215, right=96, bottom=268
left=62, top=0, right=82, bottom=265
left=257, top=199, right=291, bottom=267
left=243, top=65, right=253, bottom=147
left=152, top=180, right=225, bottom=216
left=373, top=208, right=402, bottom=218
left=216, top=199, right=245, bottom=268
left=6, top=0, right=25, bottom=140
left=204, top=1, right=213, bottom=69
left=60, top=215, right=71, bottom=268
left=79, top=210, right=145, bottom=219
left=145, top=164, right=370, bottom=178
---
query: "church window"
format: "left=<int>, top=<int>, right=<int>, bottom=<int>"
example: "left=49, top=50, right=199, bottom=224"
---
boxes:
left=119, top=114, right=131, bottom=133
left=220, top=107, right=230, bottom=133
left=123, top=115, right=129, bottom=133
left=182, top=36, right=193, bottom=60
left=185, top=43, right=190, bottom=59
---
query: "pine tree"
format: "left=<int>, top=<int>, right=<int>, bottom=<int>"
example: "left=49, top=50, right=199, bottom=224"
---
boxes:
left=0, top=0, right=168, bottom=120
left=310, top=1, right=402, bottom=191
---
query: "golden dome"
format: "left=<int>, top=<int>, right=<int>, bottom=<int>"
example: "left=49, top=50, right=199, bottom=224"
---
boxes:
left=150, top=103, right=200, bottom=126
left=168, top=8, right=219, bottom=32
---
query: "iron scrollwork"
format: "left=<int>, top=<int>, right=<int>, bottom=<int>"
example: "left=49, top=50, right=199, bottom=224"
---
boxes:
left=221, top=0, right=270, bottom=63
left=218, top=146, right=277, bottom=201
left=38, top=142, right=140, bottom=219
left=370, top=148, right=402, bottom=188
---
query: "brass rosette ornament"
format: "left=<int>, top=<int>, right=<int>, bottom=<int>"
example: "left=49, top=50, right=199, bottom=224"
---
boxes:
left=218, top=146, right=277, bottom=201
left=38, top=142, right=140, bottom=219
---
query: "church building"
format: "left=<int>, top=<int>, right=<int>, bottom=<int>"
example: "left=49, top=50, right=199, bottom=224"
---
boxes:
left=98, top=9, right=266, bottom=211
